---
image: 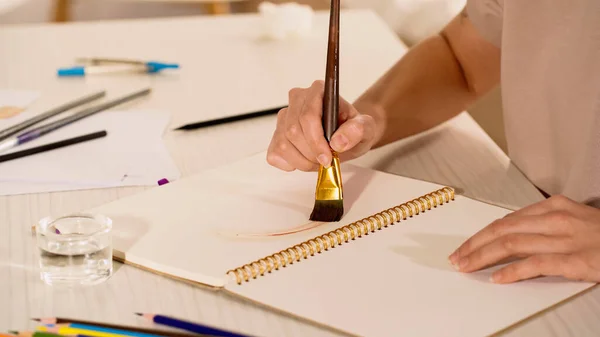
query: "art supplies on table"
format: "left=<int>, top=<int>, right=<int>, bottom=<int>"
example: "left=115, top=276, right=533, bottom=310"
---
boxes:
left=32, top=317, right=196, bottom=337
left=8, top=332, right=64, bottom=337
left=0, top=109, right=180, bottom=196
left=19, top=315, right=250, bottom=337
left=173, top=106, right=285, bottom=131
left=0, top=130, right=107, bottom=163
left=136, top=314, right=250, bottom=337
left=37, top=322, right=167, bottom=337
left=0, top=91, right=105, bottom=142
left=0, top=88, right=150, bottom=153
left=58, top=57, right=179, bottom=77
left=81, top=151, right=596, bottom=337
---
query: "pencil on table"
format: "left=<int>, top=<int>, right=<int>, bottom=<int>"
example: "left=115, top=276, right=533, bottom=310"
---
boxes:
left=7, top=331, right=64, bottom=337
left=0, top=90, right=106, bottom=142
left=31, top=318, right=195, bottom=337
left=309, top=0, right=344, bottom=222
left=135, top=313, right=252, bottom=337
left=38, top=323, right=163, bottom=337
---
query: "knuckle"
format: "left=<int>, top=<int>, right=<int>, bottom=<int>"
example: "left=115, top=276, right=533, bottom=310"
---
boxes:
left=285, top=124, right=301, bottom=140
left=457, top=240, right=471, bottom=255
left=311, top=79, right=325, bottom=89
left=276, top=108, right=287, bottom=122
left=546, top=210, right=573, bottom=225
left=288, top=87, right=303, bottom=101
left=276, top=140, right=289, bottom=153
left=501, top=235, right=519, bottom=253
left=490, top=219, right=509, bottom=237
left=299, top=111, right=317, bottom=126
left=548, top=194, right=571, bottom=207
left=360, top=114, right=375, bottom=125
left=348, top=120, right=365, bottom=136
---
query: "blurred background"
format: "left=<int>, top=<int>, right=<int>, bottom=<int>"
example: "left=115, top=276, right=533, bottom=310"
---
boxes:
left=0, top=0, right=505, bottom=152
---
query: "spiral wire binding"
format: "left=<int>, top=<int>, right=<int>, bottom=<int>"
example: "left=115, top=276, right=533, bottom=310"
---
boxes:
left=226, top=187, right=455, bottom=285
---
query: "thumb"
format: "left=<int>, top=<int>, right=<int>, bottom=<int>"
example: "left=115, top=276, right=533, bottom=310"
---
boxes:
left=329, top=114, right=375, bottom=154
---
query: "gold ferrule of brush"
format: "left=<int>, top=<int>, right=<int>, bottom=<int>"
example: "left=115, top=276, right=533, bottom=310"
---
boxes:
left=314, top=151, right=343, bottom=201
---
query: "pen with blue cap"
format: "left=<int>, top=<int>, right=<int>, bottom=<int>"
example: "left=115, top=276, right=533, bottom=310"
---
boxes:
left=57, top=57, right=179, bottom=77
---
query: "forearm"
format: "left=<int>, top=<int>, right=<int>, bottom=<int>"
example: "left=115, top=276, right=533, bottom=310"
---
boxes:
left=353, top=13, right=500, bottom=148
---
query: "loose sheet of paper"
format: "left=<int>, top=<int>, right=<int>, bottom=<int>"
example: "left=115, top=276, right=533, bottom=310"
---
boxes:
left=0, top=89, right=40, bottom=120
left=0, top=109, right=180, bottom=196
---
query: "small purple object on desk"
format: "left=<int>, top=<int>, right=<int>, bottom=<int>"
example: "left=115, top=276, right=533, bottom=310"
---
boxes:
left=157, top=178, right=169, bottom=186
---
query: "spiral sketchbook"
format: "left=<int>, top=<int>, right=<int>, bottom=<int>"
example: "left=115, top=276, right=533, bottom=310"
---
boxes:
left=86, top=152, right=595, bottom=337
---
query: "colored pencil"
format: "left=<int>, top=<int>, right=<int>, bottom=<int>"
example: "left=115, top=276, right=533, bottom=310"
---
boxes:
left=0, top=130, right=107, bottom=163
left=39, top=324, right=163, bottom=337
left=173, top=106, right=284, bottom=130
left=32, top=318, right=195, bottom=337
left=136, top=314, right=251, bottom=337
left=7, top=331, right=66, bottom=337
left=0, top=90, right=106, bottom=142
left=0, top=88, right=150, bottom=153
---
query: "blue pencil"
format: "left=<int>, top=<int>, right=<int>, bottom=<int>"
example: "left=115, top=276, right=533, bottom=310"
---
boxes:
left=135, top=313, right=252, bottom=337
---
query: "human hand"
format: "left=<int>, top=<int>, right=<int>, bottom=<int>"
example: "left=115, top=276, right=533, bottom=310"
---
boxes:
left=449, top=195, right=600, bottom=284
left=266, top=80, right=381, bottom=172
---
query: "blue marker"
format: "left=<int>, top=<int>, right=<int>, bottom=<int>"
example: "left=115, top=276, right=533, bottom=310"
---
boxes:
left=58, top=57, right=179, bottom=77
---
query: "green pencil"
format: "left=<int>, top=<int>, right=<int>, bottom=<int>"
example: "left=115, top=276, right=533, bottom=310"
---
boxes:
left=8, top=331, right=64, bottom=337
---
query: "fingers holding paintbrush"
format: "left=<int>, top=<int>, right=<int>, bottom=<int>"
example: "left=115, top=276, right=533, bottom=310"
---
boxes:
left=266, top=13, right=378, bottom=171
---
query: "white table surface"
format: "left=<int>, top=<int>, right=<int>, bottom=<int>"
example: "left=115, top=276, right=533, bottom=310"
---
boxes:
left=1, top=9, right=599, bottom=337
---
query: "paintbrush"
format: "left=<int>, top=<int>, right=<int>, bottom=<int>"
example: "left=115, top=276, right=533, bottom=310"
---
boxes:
left=309, top=0, right=343, bottom=222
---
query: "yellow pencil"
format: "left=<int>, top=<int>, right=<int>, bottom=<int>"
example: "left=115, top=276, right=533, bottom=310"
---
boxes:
left=37, top=324, right=163, bottom=337
left=38, top=326, right=119, bottom=337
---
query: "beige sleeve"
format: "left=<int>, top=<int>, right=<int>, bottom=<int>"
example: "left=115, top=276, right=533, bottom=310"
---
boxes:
left=466, top=0, right=504, bottom=48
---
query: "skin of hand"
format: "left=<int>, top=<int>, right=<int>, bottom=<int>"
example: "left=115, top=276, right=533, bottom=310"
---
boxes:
left=449, top=195, right=600, bottom=284
left=266, top=80, right=381, bottom=172
left=266, top=8, right=500, bottom=172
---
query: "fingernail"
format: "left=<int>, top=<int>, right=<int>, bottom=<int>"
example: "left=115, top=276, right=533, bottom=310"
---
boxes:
left=458, top=257, right=468, bottom=270
left=317, top=154, right=330, bottom=167
left=448, top=251, right=459, bottom=264
left=331, top=134, right=348, bottom=152
left=448, top=257, right=458, bottom=270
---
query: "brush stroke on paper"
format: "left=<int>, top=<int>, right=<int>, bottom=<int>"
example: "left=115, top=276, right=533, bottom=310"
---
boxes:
left=215, top=165, right=376, bottom=238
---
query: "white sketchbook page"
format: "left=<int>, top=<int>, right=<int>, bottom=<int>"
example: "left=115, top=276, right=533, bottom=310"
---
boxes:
left=84, top=151, right=447, bottom=288
left=226, top=194, right=595, bottom=337
left=0, top=110, right=180, bottom=195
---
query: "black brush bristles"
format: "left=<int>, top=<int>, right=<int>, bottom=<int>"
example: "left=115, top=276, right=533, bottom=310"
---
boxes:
left=309, top=200, right=344, bottom=222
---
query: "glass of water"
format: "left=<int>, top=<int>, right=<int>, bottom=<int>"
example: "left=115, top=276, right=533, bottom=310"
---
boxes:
left=36, top=213, right=113, bottom=286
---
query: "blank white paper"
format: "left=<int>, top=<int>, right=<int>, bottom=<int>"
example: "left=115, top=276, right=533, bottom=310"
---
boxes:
left=0, top=109, right=180, bottom=196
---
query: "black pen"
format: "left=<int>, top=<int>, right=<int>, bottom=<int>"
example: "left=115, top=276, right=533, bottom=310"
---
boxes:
left=0, top=130, right=107, bottom=163
left=174, top=105, right=285, bottom=130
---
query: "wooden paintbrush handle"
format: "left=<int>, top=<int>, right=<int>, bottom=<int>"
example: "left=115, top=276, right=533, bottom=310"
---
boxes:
left=322, top=0, right=340, bottom=142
